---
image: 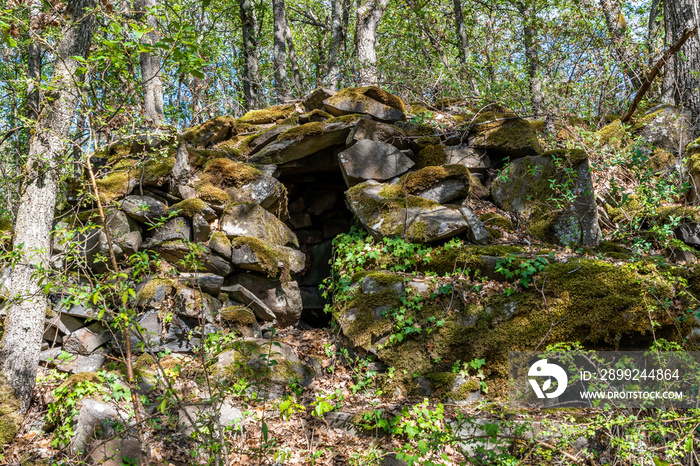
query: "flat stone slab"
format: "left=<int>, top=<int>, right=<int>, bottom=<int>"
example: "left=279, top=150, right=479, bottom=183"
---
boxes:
left=338, top=140, right=415, bottom=187
left=220, top=284, right=277, bottom=321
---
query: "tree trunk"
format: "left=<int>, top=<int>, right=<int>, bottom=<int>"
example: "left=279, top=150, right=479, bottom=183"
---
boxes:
left=135, top=0, right=164, bottom=125
left=453, top=0, right=469, bottom=66
left=355, top=0, right=389, bottom=86
left=27, top=0, right=42, bottom=122
left=517, top=1, right=544, bottom=113
left=285, top=24, right=302, bottom=94
left=0, top=0, right=96, bottom=412
left=239, top=0, right=260, bottom=109
left=599, top=0, right=643, bottom=90
left=327, top=0, right=347, bottom=89
left=665, top=0, right=700, bottom=133
left=272, top=0, right=289, bottom=102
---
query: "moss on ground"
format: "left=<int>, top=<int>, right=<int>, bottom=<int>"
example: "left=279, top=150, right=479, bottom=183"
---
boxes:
left=479, top=213, right=512, bottom=230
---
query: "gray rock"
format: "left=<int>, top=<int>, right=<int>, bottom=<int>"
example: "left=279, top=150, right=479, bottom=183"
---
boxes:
left=347, top=180, right=470, bottom=242
left=243, top=124, right=294, bottom=157
left=458, top=205, right=490, bottom=244
left=44, top=313, right=84, bottom=344
left=208, top=231, right=232, bottom=258
left=229, top=176, right=286, bottom=212
left=219, top=306, right=261, bottom=338
left=220, top=284, right=277, bottom=321
left=415, top=179, right=469, bottom=204
left=40, top=348, right=107, bottom=373
left=635, top=105, right=692, bottom=156
left=213, top=339, right=312, bottom=398
left=174, top=285, right=219, bottom=321
left=468, top=114, right=542, bottom=157
left=104, top=209, right=134, bottom=237
left=117, top=230, right=142, bottom=256
left=192, top=213, right=211, bottom=243
left=70, top=398, right=119, bottom=455
left=228, top=274, right=303, bottom=327
left=251, top=119, right=357, bottom=165
left=63, top=322, right=112, bottom=354
left=345, top=118, right=408, bottom=149
left=676, top=223, right=700, bottom=248
left=338, top=140, right=415, bottom=187
left=361, top=275, right=405, bottom=295
left=303, top=87, right=335, bottom=111
left=323, top=88, right=405, bottom=122
left=178, top=273, right=224, bottom=296
left=162, top=314, right=201, bottom=352
left=119, top=195, right=166, bottom=223
left=205, top=253, right=233, bottom=277
left=151, top=216, right=191, bottom=243
left=178, top=402, right=244, bottom=436
left=230, top=240, right=306, bottom=274
left=306, top=190, right=339, bottom=216
left=491, top=155, right=601, bottom=246
left=87, top=438, right=150, bottom=466
left=445, top=145, right=491, bottom=173
left=130, top=309, right=161, bottom=350
left=220, top=203, right=298, bottom=247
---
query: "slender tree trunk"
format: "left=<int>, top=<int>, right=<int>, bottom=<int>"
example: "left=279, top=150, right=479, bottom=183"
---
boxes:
left=327, top=0, right=347, bottom=89
left=599, top=0, right=643, bottom=90
left=355, top=0, right=389, bottom=86
left=135, top=0, right=164, bottom=125
left=0, top=0, right=96, bottom=412
left=272, top=0, right=289, bottom=102
left=665, top=0, right=700, bottom=134
left=285, top=24, right=302, bottom=94
left=517, top=1, right=544, bottom=113
left=239, top=0, right=260, bottom=109
left=27, top=0, right=42, bottom=122
left=453, top=0, right=469, bottom=66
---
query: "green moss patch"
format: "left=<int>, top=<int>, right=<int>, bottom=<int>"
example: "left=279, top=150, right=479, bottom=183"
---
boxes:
left=239, top=105, right=296, bottom=124
left=203, top=158, right=262, bottom=188
left=416, top=144, right=447, bottom=168
left=0, top=379, right=22, bottom=447
left=195, top=181, right=233, bottom=205
left=169, top=198, right=209, bottom=217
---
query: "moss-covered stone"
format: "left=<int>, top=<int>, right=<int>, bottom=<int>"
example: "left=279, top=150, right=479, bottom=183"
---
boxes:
left=137, top=278, right=177, bottom=305
left=329, top=86, right=407, bottom=113
left=469, top=112, right=542, bottom=155
left=596, top=119, right=627, bottom=148
left=416, top=144, right=447, bottom=168
left=220, top=306, right=256, bottom=325
left=239, top=104, right=296, bottom=124
left=399, top=165, right=471, bottom=194
left=203, top=158, right=262, bottom=188
left=208, top=231, right=232, bottom=256
left=195, top=181, right=233, bottom=206
left=0, top=379, right=22, bottom=448
left=479, top=213, right=512, bottom=230
left=169, top=198, right=209, bottom=217
left=95, top=159, right=138, bottom=203
left=182, top=115, right=239, bottom=146
left=231, top=236, right=282, bottom=277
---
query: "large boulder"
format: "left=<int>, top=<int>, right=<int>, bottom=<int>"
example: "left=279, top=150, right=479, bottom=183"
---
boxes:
left=228, top=274, right=303, bottom=327
left=251, top=119, right=359, bottom=165
left=119, top=195, right=166, bottom=223
left=220, top=203, right=298, bottom=247
left=633, top=105, right=693, bottom=156
left=346, top=180, right=471, bottom=242
left=323, top=86, right=406, bottom=122
left=491, top=150, right=601, bottom=246
left=212, top=339, right=313, bottom=398
left=345, top=118, right=408, bottom=149
left=230, top=237, right=306, bottom=276
left=338, top=140, right=415, bottom=187
left=468, top=112, right=542, bottom=158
